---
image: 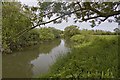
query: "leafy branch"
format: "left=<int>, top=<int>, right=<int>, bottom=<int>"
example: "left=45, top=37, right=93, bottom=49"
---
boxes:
left=12, top=2, right=120, bottom=38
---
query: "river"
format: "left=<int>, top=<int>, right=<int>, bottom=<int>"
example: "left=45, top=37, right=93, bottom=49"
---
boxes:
left=3, top=39, right=71, bottom=78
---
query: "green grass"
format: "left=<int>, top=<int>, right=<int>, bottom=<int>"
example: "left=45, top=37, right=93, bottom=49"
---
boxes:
left=39, top=35, right=118, bottom=78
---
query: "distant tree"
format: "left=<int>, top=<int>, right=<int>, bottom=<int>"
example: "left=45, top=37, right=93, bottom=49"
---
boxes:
left=48, top=27, right=62, bottom=38
left=64, top=25, right=80, bottom=37
left=114, top=28, right=120, bottom=35
left=39, top=27, right=55, bottom=41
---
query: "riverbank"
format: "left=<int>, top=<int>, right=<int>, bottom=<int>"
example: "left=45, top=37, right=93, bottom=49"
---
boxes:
left=2, top=26, right=62, bottom=54
left=39, top=35, right=118, bottom=78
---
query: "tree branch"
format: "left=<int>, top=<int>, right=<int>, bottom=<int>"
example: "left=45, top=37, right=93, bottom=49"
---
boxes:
left=107, top=10, right=120, bottom=17
left=13, top=4, right=120, bottom=39
left=82, top=15, right=101, bottom=21
left=13, top=8, right=83, bottom=38
left=85, top=3, right=106, bottom=17
left=99, top=16, right=109, bottom=22
left=76, top=2, right=82, bottom=9
left=86, top=3, right=120, bottom=17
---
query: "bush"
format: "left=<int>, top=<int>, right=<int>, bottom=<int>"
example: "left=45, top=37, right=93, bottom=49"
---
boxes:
left=64, top=25, right=80, bottom=37
left=39, top=27, right=55, bottom=41
left=70, top=35, right=85, bottom=43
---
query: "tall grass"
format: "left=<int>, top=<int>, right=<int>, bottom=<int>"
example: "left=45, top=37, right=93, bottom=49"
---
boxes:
left=39, top=35, right=118, bottom=78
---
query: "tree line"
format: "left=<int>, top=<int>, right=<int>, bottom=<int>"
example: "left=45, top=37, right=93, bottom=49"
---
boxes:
left=63, top=25, right=119, bottom=38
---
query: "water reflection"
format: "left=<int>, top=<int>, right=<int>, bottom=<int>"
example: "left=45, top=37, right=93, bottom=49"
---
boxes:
left=31, top=39, right=70, bottom=77
left=3, top=39, right=70, bottom=78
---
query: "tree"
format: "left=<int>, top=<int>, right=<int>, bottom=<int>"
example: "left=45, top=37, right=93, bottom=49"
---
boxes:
left=48, top=27, right=62, bottom=38
left=114, top=28, right=120, bottom=35
left=64, top=25, right=80, bottom=37
left=15, top=1, right=120, bottom=37
left=2, top=2, right=35, bottom=53
left=39, top=27, right=55, bottom=41
left=37, top=2, right=119, bottom=21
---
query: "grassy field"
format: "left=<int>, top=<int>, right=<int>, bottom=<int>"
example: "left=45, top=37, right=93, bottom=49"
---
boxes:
left=39, top=35, right=118, bottom=78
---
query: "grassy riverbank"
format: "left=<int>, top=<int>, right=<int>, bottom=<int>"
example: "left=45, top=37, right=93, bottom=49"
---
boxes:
left=39, top=35, right=118, bottom=78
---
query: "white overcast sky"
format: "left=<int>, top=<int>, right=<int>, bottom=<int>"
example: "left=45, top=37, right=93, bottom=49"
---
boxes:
left=19, top=0, right=118, bottom=32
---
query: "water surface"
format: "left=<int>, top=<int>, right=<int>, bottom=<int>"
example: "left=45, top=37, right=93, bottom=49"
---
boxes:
left=3, top=39, right=70, bottom=78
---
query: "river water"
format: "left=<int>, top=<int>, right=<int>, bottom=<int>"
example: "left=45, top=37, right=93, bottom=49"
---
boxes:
left=3, top=39, right=70, bottom=78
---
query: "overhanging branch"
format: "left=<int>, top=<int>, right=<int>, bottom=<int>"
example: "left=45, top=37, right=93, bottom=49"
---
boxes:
left=13, top=7, right=120, bottom=39
left=14, top=8, right=83, bottom=38
left=82, top=15, right=101, bottom=21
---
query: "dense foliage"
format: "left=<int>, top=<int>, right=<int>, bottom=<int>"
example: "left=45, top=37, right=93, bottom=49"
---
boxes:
left=48, top=27, right=62, bottom=38
left=2, top=2, right=62, bottom=53
left=2, top=2, right=33, bottom=53
left=39, top=27, right=62, bottom=41
left=39, top=27, right=55, bottom=41
left=64, top=25, right=80, bottom=37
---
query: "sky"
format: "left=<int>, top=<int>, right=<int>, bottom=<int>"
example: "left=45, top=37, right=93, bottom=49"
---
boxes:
left=19, top=0, right=118, bottom=32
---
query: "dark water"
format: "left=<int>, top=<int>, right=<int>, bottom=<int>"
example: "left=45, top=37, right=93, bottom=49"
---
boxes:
left=3, top=39, right=70, bottom=78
